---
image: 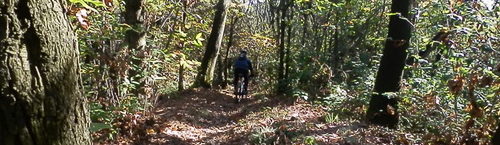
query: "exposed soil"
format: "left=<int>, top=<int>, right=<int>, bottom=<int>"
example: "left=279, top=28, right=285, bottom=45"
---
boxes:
left=147, top=88, right=328, bottom=144
left=95, top=88, right=410, bottom=145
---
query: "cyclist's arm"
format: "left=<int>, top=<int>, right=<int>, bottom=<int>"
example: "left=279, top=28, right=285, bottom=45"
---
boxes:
left=248, top=60, right=254, bottom=76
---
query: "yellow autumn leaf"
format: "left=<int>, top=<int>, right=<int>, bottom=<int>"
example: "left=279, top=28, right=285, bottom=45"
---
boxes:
left=146, top=129, right=156, bottom=135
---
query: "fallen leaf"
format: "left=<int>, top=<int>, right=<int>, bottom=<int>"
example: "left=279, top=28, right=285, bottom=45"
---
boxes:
left=75, top=8, right=90, bottom=29
left=146, top=128, right=156, bottom=135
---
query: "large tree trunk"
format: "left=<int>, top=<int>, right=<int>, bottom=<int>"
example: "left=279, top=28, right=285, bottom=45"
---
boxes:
left=194, top=0, right=230, bottom=88
left=0, top=0, right=90, bottom=144
left=366, top=0, right=412, bottom=129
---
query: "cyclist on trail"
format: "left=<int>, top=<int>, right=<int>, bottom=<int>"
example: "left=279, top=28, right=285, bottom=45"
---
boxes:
left=233, top=50, right=253, bottom=95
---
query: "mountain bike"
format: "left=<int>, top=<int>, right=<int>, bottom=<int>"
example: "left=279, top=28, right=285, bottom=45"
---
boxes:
left=234, top=73, right=247, bottom=103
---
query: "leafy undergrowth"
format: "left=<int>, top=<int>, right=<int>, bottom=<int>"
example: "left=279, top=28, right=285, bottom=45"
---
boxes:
left=93, top=88, right=425, bottom=145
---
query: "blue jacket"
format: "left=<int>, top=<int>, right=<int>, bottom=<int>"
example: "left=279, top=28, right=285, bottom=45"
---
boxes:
left=234, top=56, right=253, bottom=71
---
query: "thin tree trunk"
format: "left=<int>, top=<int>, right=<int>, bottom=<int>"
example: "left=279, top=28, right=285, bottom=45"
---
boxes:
left=194, top=0, right=230, bottom=88
left=215, top=16, right=237, bottom=88
left=178, top=62, right=185, bottom=91
left=327, top=27, right=334, bottom=64
left=0, top=0, right=90, bottom=144
left=493, top=123, right=500, bottom=145
left=222, top=16, right=239, bottom=88
left=332, top=27, right=340, bottom=75
left=125, top=0, right=147, bottom=96
left=301, top=1, right=312, bottom=45
left=214, top=55, right=224, bottom=87
left=125, top=0, right=146, bottom=58
left=125, top=0, right=146, bottom=51
left=277, top=0, right=289, bottom=94
left=285, top=2, right=294, bottom=80
left=269, top=0, right=278, bottom=35
left=178, top=2, right=188, bottom=91
left=366, top=0, right=412, bottom=129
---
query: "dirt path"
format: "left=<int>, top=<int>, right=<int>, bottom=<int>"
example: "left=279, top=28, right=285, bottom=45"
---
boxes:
left=137, top=88, right=338, bottom=144
left=95, top=88, right=410, bottom=145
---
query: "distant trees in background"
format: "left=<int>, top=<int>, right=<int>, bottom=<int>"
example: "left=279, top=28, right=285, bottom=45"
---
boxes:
left=60, top=0, right=499, bottom=143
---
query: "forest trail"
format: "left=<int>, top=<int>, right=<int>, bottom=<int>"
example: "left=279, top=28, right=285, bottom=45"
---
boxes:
left=114, top=88, right=356, bottom=145
left=94, top=88, right=412, bottom=145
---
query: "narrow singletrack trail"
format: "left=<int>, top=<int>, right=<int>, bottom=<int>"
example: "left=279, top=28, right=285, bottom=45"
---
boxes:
left=136, top=88, right=340, bottom=145
left=97, top=88, right=403, bottom=145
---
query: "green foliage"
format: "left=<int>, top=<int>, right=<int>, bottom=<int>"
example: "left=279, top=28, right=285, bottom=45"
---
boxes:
left=89, top=102, right=116, bottom=139
left=72, top=0, right=499, bottom=143
left=279, top=0, right=498, bottom=143
left=75, top=0, right=218, bottom=141
left=304, top=136, right=317, bottom=145
left=88, top=95, right=146, bottom=139
left=249, top=126, right=276, bottom=144
left=90, top=103, right=113, bottom=123
left=90, top=123, right=113, bottom=133
left=69, top=0, right=105, bottom=12
left=324, top=113, right=338, bottom=124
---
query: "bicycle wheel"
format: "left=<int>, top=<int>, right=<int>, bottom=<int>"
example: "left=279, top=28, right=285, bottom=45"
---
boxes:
left=235, top=76, right=245, bottom=103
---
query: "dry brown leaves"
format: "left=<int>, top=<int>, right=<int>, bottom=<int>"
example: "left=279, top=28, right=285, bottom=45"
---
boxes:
left=93, top=88, right=444, bottom=145
left=424, top=91, right=439, bottom=108
left=68, top=7, right=91, bottom=29
left=448, top=75, right=464, bottom=95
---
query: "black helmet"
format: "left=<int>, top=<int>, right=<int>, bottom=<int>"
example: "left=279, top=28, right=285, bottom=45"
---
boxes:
left=240, top=50, right=247, bottom=54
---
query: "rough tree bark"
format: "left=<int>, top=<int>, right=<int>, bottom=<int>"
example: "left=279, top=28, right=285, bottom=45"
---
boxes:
left=194, top=0, right=230, bottom=88
left=0, top=0, right=91, bottom=144
left=366, top=0, right=412, bottom=129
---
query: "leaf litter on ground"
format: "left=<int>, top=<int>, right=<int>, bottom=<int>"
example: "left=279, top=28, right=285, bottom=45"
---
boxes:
left=93, top=88, right=423, bottom=145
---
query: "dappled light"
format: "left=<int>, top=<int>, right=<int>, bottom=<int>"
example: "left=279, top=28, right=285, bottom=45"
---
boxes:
left=0, top=0, right=498, bottom=144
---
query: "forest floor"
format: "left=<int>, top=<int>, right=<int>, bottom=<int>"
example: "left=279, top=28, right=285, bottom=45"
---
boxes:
left=95, top=88, right=413, bottom=145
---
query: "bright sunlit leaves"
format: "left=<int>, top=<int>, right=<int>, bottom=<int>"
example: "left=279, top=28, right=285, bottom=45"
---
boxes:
left=77, top=9, right=90, bottom=29
left=193, top=33, right=205, bottom=47
left=69, top=0, right=105, bottom=13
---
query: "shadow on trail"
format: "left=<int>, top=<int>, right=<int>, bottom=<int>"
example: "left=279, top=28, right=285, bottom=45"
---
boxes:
left=154, top=89, right=237, bottom=128
left=119, top=88, right=392, bottom=145
left=154, top=88, right=286, bottom=128
left=143, top=88, right=295, bottom=144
